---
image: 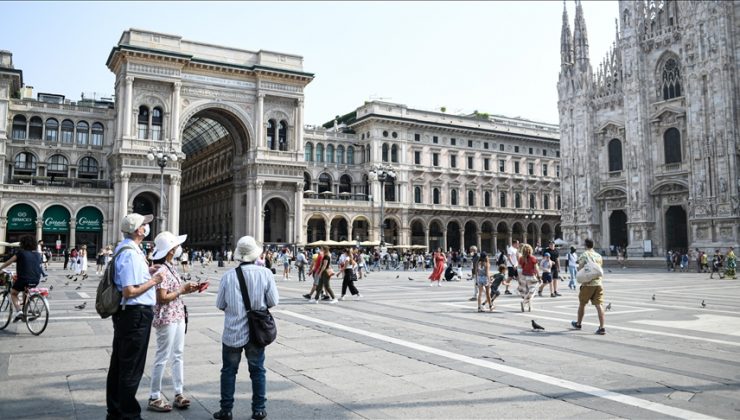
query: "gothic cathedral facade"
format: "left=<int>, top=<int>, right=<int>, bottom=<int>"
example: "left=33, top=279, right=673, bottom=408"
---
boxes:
left=557, top=0, right=740, bottom=256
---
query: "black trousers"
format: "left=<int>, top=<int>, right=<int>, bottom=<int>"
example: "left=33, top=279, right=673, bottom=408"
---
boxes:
left=106, top=305, right=154, bottom=420
left=341, top=269, right=359, bottom=296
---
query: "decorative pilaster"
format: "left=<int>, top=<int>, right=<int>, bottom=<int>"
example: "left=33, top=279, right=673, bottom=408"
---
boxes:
left=169, top=174, right=181, bottom=234
left=256, top=93, right=264, bottom=148
left=69, top=220, right=77, bottom=249
left=255, top=180, right=264, bottom=242
left=123, top=76, right=134, bottom=138
left=295, top=182, right=303, bottom=245
left=172, top=81, right=181, bottom=144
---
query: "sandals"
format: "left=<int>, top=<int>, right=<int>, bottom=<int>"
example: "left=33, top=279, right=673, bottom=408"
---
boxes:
left=173, top=394, right=191, bottom=409
left=148, top=398, right=172, bottom=412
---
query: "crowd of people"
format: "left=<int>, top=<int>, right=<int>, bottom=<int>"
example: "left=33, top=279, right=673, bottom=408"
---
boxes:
left=666, top=247, right=737, bottom=279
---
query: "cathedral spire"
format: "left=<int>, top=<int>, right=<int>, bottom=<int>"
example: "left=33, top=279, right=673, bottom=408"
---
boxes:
left=573, top=0, right=590, bottom=69
left=560, top=1, right=573, bottom=66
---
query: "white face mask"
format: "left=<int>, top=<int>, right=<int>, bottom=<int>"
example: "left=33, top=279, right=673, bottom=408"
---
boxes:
left=142, top=224, right=150, bottom=237
left=173, top=246, right=183, bottom=259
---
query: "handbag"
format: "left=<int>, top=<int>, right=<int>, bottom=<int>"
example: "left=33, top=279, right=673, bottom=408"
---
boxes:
left=325, top=265, right=335, bottom=277
left=235, top=266, right=277, bottom=347
left=576, top=255, right=604, bottom=284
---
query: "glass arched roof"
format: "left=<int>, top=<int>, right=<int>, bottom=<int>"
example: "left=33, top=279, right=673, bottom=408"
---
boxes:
left=182, top=117, right=229, bottom=156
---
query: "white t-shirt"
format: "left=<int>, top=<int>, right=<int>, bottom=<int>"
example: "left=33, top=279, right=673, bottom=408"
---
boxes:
left=507, top=246, right=519, bottom=268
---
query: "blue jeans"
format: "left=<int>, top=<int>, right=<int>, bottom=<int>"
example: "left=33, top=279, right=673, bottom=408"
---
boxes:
left=220, top=342, right=266, bottom=413
left=568, top=265, right=577, bottom=288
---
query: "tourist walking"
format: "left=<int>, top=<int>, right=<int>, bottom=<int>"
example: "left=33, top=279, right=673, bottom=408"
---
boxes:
left=571, top=238, right=606, bottom=335
left=537, top=252, right=553, bottom=297
left=489, top=264, right=506, bottom=308
left=475, top=252, right=493, bottom=312
left=468, top=246, right=480, bottom=301
left=147, top=231, right=197, bottom=413
left=546, top=241, right=561, bottom=296
left=428, top=247, right=445, bottom=287
left=313, top=246, right=337, bottom=303
left=339, top=248, right=361, bottom=300
left=710, top=249, right=725, bottom=279
left=295, top=250, right=307, bottom=282
left=566, top=246, right=578, bottom=290
left=725, top=247, right=736, bottom=279
left=517, top=244, right=540, bottom=312
left=504, top=240, right=520, bottom=295
left=79, top=245, right=89, bottom=278
left=214, top=236, right=279, bottom=420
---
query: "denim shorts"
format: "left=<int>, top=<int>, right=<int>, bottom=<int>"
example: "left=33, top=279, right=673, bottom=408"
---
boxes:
left=476, top=275, right=489, bottom=287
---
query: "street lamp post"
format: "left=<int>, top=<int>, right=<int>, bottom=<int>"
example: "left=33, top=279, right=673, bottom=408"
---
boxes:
left=367, top=164, right=396, bottom=246
left=146, top=146, right=181, bottom=235
left=524, top=209, right=542, bottom=246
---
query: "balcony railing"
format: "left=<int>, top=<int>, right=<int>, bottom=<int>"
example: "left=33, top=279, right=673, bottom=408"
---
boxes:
left=7, top=175, right=111, bottom=189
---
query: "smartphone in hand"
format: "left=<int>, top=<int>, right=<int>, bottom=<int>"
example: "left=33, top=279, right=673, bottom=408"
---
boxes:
left=197, top=281, right=210, bottom=293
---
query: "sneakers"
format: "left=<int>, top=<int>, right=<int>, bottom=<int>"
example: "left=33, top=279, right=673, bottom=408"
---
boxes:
left=354, top=294, right=362, bottom=300
left=554, top=291, right=562, bottom=297
left=504, top=290, right=512, bottom=295
left=595, top=327, right=606, bottom=335
left=321, top=295, right=331, bottom=301
left=328, top=299, right=338, bottom=304
left=312, top=299, right=319, bottom=304
left=537, top=291, right=543, bottom=297
left=302, top=294, right=311, bottom=300
left=252, top=411, right=267, bottom=420
left=429, top=283, right=434, bottom=287
left=468, top=297, right=477, bottom=301
left=570, top=321, right=582, bottom=330
left=213, top=410, right=233, bottom=420
left=12, top=311, right=24, bottom=323
left=550, top=293, right=555, bottom=297
left=338, top=296, right=346, bottom=301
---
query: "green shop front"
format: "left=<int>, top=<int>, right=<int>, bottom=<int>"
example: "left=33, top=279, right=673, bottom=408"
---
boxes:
left=42, top=205, right=70, bottom=256
left=5, top=203, right=37, bottom=243
left=75, top=206, right=103, bottom=257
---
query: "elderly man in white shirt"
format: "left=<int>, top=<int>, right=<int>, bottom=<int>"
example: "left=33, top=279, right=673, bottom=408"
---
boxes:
left=214, top=236, right=279, bottom=420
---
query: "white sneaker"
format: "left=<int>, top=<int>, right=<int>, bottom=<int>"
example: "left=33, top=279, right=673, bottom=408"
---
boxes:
left=355, top=294, right=362, bottom=300
left=429, top=283, right=433, bottom=287
left=328, top=299, right=338, bottom=304
left=438, top=282, right=442, bottom=287
left=312, top=299, right=319, bottom=304
left=338, top=296, right=345, bottom=301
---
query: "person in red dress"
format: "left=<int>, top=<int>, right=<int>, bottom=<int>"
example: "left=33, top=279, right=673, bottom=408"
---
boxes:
left=428, top=248, right=445, bottom=287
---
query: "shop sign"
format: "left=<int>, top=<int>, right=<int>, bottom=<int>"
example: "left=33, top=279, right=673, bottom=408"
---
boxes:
left=7, top=204, right=36, bottom=231
left=76, top=207, right=103, bottom=232
left=42, top=205, right=70, bottom=233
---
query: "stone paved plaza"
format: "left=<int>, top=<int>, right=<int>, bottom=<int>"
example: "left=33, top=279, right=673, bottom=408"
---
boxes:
left=1, top=262, right=739, bottom=419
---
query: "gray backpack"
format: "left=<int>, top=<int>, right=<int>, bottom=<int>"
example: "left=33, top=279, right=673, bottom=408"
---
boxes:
left=95, top=245, right=135, bottom=318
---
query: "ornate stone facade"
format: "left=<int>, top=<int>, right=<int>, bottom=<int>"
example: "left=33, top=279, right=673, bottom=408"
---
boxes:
left=557, top=0, right=740, bottom=256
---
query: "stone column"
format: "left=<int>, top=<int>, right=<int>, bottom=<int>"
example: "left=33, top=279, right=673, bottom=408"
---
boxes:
left=256, top=93, right=264, bottom=148
left=493, top=234, right=498, bottom=252
left=296, top=98, right=304, bottom=155
left=287, top=215, right=294, bottom=245
left=459, top=230, right=465, bottom=252
left=477, top=232, right=482, bottom=252
left=35, top=219, right=43, bottom=242
left=69, top=220, right=76, bottom=249
left=102, top=220, right=112, bottom=249
left=0, top=217, right=6, bottom=253
left=295, top=182, right=304, bottom=245
left=443, top=231, right=448, bottom=252
left=324, top=218, right=331, bottom=241
left=424, top=228, right=430, bottom=251
left=169, top=174, right=181, bottom=234
left=171, top=81, right=181, bottom=144
left=124, top=76, right=134, bottom=138
left=119, top=173, right=131, bottom=239
left=508, top=231, right=513, bottom=246
left=255, top=180, right=264, bottom=242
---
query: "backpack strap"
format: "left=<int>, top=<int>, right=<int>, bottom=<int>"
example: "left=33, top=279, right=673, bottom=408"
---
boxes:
left=113, top=244, right=141, bottom=309
left=235, top=265, right=252, bottom=312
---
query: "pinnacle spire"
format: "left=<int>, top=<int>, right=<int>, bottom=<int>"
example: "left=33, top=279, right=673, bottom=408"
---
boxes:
left=573, top=0, right=590, bottom=68
left=560, top=1, right=573, bottom=66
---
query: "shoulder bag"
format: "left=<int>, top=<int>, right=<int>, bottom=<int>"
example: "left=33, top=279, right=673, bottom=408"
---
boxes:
left=576, top=253, right=604, bottom=284
left=235, top=266, right=277, bottom=347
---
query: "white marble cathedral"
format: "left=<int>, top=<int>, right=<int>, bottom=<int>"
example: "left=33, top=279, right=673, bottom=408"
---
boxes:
left=557, top=0, right=740, bottom=256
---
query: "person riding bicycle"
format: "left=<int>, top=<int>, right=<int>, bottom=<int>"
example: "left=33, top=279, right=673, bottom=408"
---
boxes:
left=0, top=235, right=42, bottom=322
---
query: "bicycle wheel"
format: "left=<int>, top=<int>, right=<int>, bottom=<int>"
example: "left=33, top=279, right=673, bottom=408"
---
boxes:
left=0, top=291, right=11, bottom=330
left=25, top=294, right=49, bottom=336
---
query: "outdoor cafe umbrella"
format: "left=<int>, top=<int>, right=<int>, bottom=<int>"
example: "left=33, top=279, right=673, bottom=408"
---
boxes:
left=306, top=240, right=327, bottom=247
left=0, top=241, right=20, bottom=247
left=360, top=240, right=381, bottom=247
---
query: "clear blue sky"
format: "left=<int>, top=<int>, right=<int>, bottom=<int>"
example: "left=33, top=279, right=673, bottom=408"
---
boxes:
left=1, top=1, right=619, bottom=125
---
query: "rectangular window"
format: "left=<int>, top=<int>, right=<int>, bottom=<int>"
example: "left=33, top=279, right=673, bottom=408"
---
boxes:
left=451, top=138, right=456, bottom=146
left=556, top=165, right=561, bottom=177
left=528, top=162, right=534, bottom=175
left=499, top=192, right=507, bottom=207
left=528, top=147, right=533, bottom=155
left=46, top=128, right=58, bottom=143
left=433, top=153, right=439, bottom=166
left=543, top=164, right=548, bottom=177
left=151, top=126, right=162, bottom=141
left=499, top=144, right=505, bottom=151
left=414, top=151, right=421, bottom=165
left=484, top=142, right=489, bottom=150
left=499, top=159, right=505, bottom=172
left=450, top=155, right=457, bottom=168
left=467, top=156, right=474, bottom=170
left=468, top=140, right=473, bottom=148
left=433, top=136, right=438, bottom=144
left=514, top=161, right=520, bottom=174
left=514, top=146, right=520, bottom=153
left=484, top=158, right=490, bottom=171
left=543, top=149, right=548, bottom=156
left=556, top=151, right=560, bottom=158
left=414, top=133, right=421, bottom=142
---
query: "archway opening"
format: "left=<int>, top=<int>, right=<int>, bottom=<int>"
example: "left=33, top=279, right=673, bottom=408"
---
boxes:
left=429, top=221, right=444, bottom=251
left=447, top=221, right=461, bottom=252
left=330, top=217, right=349, bottom=241
left=264, top=198, right=288, bottom=244
left=526, top=222, right=537, bottom=247
left=464, top=221, right=478, bottom=251
left=481, top=221, right=494, bottom=254
left=541, top=223, right=553, bottom=244
left=496, top=222, right=509, bottom=252
left=352, top=217, right=370, bottom=242
left=665, top=206, right=687, bottom=253
left=383, top=218, right=399, bottom=245
left=609, top=210, right=628, bottom=252
left=411, top=220, right=425, bottom=246
left=133, top=193, right=156, bottom=242
left=512, top=222, right=524, bottom=245
left=306, top=216, right=326, bottom=242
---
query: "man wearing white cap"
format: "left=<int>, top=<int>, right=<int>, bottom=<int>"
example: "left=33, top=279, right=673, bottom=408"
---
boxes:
left=214, top=236, right=279, bottom=420
left=106, top=213, right=165, bottom=420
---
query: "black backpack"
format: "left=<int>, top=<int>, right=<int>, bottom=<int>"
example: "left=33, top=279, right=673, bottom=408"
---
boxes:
left=95, top=245, right=135, bottom=318
left=496, top=252, right=506, bottom=266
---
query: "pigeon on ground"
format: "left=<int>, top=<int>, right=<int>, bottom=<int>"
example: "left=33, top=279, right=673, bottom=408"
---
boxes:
left=531, top=320, right=545, bottom=331
left=49, top=285, right=54, bottom=291
left=73, top=277, right=78, bottom=282
left=701, top=300, right=706, bottom=308
left=75, top=285, right=82, bottom=290
left=396, top=275, right=399, bottom=279
left=64, top=281, right=69, bottom=286
left=66, top=274, right=72, bottom=279
left=652, top=294, right=656, bottom=301
left=606, top=302, right=612, bottom=311
left=75, top=302, right=86, bottom=310
left=607, top=268, right=613, bottom=273
left=408, top=277, right=414, bottom=281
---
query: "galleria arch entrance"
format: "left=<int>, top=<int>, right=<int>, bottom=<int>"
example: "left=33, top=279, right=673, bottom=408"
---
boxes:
left=179, top=107, right=250, bottom=251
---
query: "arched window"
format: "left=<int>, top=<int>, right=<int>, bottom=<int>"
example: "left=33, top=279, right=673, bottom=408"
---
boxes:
left=305, top=142, right=314, bottom=162
left=347, top=146, right=355, bottom=164
left=500, top=192, right=507, bottom=207
left=515, top=192, right=522, bottom=208
left=47, top=154, right=69, bottom=177
left=278, top=120, right=288, bottom=151
left=266, top=119, right=276, bottom=150
left=382, top=143, right=389, bottom=162
left=608, top=138, right=623, bottom=172
left=384, top=178, right=396, bottom=202
left=339, top=174, right=352, bottom=194
left=391, top=145, right=398, bottom=163
left=661, top=58, right=682, bottom=100
left=91, top=122, right=104, bottom=146
left=12, top=115, right=26, bottom=139
left=433, top=188, right=440, bottom=204
left=318, top=173, right=332, bottom=193
left=14, top=152, right=37, bottom=174
left=544, top=195, right=550, bottom=210
left=327, top=144, right=335, bottom=163
left=468, top=191, right=475, bottom=206
left=151, top=107, right=163, bottom=140
left=316, top=143, right=324, bottom=163
left=78, top=156, right=99, bottom=179
left=45, top=118, right=59, bottom=143
left=451, top=189, right=458, bottom=206
left=557, top=195, right=561, bottom=210
left=336, top=146, right=345, bottom=164
left=303, top=172, right=312, bottom=190
left=138, top=106, right=149, bottom=139
left=664, top=128, right=682, bottom=164
left=484, top=191, right=491, bottom=207
left=414, top=186, right=422, bottom=203
left=61, top=119, right=74, bottom=143
left=529, top=193, right=536, bottom=209
left=29, top=116, right=43, bottom=140
left=76, top=121, right=89, bottom=145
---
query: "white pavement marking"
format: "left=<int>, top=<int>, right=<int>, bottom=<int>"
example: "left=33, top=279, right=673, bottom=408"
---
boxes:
left=77, top=292, right=90, bottom=299
left=633, top=314, right=740, bottom=337
left=277, top=309, right=719, bottom=420
left=440, top=302, right=740, bottom=347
